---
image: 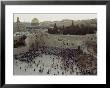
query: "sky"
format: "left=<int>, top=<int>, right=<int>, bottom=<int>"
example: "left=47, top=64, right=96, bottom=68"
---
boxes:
left=14, top=13, right=96, bottom=22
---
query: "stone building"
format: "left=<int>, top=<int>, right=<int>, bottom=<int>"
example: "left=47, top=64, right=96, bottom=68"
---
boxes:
left=14, top=17, right=26, bottom=32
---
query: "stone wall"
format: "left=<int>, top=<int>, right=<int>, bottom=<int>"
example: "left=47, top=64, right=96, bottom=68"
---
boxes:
left=25, top=31, right=96, bottom=50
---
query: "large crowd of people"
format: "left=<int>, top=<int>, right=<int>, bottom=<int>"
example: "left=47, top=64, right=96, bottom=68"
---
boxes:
left=14, top=46, right=96, bottom=75
left=14, top=46, right=82, bottom=75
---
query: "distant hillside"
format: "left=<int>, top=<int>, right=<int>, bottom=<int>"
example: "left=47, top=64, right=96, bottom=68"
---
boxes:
left=39, top=19, right=97, bottom=28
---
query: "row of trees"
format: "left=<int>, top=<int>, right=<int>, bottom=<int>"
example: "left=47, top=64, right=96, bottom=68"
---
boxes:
left=14, top=35, right=27, bottom=48
left=48, top=21, right=97, bottom=35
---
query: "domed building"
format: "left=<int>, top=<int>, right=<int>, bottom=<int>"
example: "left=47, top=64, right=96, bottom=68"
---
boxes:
left=31, top=18, right=39, bottom=26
